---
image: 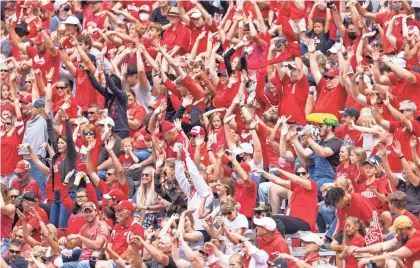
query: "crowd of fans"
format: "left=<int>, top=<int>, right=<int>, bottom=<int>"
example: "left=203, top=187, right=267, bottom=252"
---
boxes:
left=1, top=0, right=420, bottom=267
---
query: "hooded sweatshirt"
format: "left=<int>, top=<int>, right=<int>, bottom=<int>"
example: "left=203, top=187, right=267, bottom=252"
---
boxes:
left=257, top=230, right=290, bottom=261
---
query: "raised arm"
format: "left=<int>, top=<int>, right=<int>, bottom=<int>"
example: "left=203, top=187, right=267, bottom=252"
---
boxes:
left=308, top=40, right=322, bottom=84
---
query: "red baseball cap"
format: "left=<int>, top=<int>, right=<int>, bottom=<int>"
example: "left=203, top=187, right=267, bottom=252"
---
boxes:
left=103, top=189, right=125, bottom=201
left=189, top=126, right=205, bottom=136
left=113, top=200, right=134, bottom=212
left=325, top=68, right=339, bottom=78
left=33, top=33, right=44, bottom=45
left=41, top=2, right=54, bottom=12
left=139, top=4, right=151, bottom=13
left=21, top=1, right=38, bottom=9
left=160, top=121, right=175, bottom=133
left=19, top=95, right=32, bottom=104
left=15, top=160, right=31, bottom=173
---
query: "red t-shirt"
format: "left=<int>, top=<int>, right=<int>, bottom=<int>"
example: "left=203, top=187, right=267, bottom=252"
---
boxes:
left=26, top=46, right=61, bottom=86
left=346, top=234, right=365, bottom=268
left=335, top=163, right=358, bottom=181
left=83, top=14, right=106, bottom=40
left=78, top=219, right=109, bottom=260
left=1, top=130, right=23, bottom=175
left=118, top=154, right=135, bottom=172
left=278, top=74, right=308, bottom=126
left=128, top=103, right=146, bottom=137
left=337, top=193, right=375, bottom=232
left=258, top=230, right=290, bottom=261
left=1, top=211, right=14, bottom=239
left=188, top=144, right=210, bottom=167
left=335, top=125, right=363, bottom=147
left=285, top=180, right=318, bottom=230
left=209, top=128, right=228, bottom=153
left=188, top=20, right=218, bottom=54
left=357, top=178, right=391, bottom=210
left=234, top=179, right=257, bottom=219
left=16, top=206, right=49, bottom=242
left=366, top=95, right=400, bottom=121
left=388, top=72, right=420, bottom=116
left=370, top=142, right=402, bottom=173
left=75, top=68, right=100, bottom=112
left=97, top=180, right=129, bottom=211
left=314, top=78, right=347, bottom=119
left=11, top=178, right=43, bottom=202
left=392, top=210, right=420, bottom=230
left=162, top=23, right=191, bottom=55
left=397, top=230, right=420, bottom=268
left=389, top=120, right=420, bottom=162
left=75, top=138, right=101, bottom=173
left=289, top=1, right=305, bottom=20
left=139, top=36, right=158, bottom=72
left=25, top=17, right=43, bottom=38
left=110, top=217, right=145, bottom=255
left=165, top=134, right=187, bottom=161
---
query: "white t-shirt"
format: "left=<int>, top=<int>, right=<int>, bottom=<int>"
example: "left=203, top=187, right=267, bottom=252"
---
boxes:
left=223, top=213, right=249, bottom=248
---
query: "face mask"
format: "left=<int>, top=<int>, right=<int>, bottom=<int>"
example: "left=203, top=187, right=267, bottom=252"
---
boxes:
left=139, top=13, right=150, bottom=21
left=236, top=154, right=245, bottom=163
left=391, top=3, right=402, bottom=10
left=348, top=32, right=357, bottom=40
left=63, top=5, right=71, bottom=12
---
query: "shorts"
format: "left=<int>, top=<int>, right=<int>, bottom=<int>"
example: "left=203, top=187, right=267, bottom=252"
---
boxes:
left=289, top=18, right=307, bottom=33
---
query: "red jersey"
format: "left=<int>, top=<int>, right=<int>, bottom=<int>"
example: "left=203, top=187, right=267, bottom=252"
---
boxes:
left=128, top=103, right=146, bottom=137
left=278, top=74, right=308, bottom=126
left=165, top=134, right=187, bottom=161
left=25, top=17, right=43, bottom=38
left=314, top=78, right=347, bottom=120
left=209, top=128, right=227, bottom=153
left=75, top=68, right=99, bottom=112
left=388, top=72, right=420, bottom=116
left=337, top=193, right=375, bottom=232
left=26, top=46, right=61, bottom=85
left=188, top=20, right=218, bottom=54
left=83, top=14, right=106, bottom=40
left=257, top=230, right=290, bottom=261
left=110, top=216, right=145, bottom=255
left=335, top=125, right=363, bottom=147
left=357, top=178, right=391, bottom=210
left=397, top=230, right=420, bottom=268
left=16, top=206, right=49, bottom=242
left=1, top=211, right=14, bottom=239
left=285, top=180, right=318, bottom=230
left=234, top=179, right=257, bottom=219
left=389, top=120, right=420, bottom=162
left=118, top=154, right=135, bottom=172
left=78, top=219, right=109, bottom=260
left=1, top=130, right=24, bottom=175
left=97, top=180, right=129, bottom=212
left=75, top=138, right=101, bottom=173
left=346, top=234, right=365, bottom=268
left=52, top=155, right=63, bottom=191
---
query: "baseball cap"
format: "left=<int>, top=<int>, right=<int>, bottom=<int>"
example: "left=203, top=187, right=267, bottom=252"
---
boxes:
left=54, top=0, right=67, bottom=11
left=159, top=121, right=175, bottom=133
left=15, top=160, right=31, bottom=173
left=63, top=16, right=80, bottom=25
left=399, top=100, right=417, bottom=112
left=389, top=215, right=412, bottom=232
left=339, top=106, right=359, bottom=120
left=190, top=126, right=205, bottom=136
left=233, top=143, right=254, bottom=155
left=82, top=201, right=96, bottom=211
left=103, top=189, right=125, bottom=201
left=267, top=258, right=289, bottom=268
left=33, top=33, right=44, bottom=45
left=253, top=217, right=277, bottom=232
left=328, top=46, right=338, bottom=54
left=97, top=117, right=115, bottom=127
left=41, top=2, right=54, bottom=12
left=325, top=67, right=340, bottom=78
left=113, top=200, right=134, bottom=212
left=21, top=1, right=38, bottom=9
left=126, top=66, right=138, bottom=76
left=299, top=231, right=324, bottom=246
left=33, top=99, right=45, bottom=109
left=391, top=57, right=406, bottom=68
left=167, top=6, right=180, bottom=16
left=19, top=95, right=32, bottom=104
left=217, top=69, right=228, bottom=77
left=191, top=10, right=202, bottom=19
left=18, top=191, right=38, bottom=202
left=363, top=157, right=380, bottom=168
left=139, top=4, right=151, bottom=13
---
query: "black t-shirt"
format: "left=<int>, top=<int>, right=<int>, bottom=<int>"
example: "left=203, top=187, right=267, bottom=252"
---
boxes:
left=318, top=136, right=342, bottom=171
left=397, top=179, right=420, bottom=216
left=4, top=257, right=28, bottom=268
left=145, top=257, right=177, bottom=268
left=306, top=30, right=330, bottom=54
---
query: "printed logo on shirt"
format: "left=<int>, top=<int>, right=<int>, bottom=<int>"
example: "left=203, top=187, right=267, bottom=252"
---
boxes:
left=361, top=190, right=375, bottom=199
left=33, top=55, right=46, bottom=65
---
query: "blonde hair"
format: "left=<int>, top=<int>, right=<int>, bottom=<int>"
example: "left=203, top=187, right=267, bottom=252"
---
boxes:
left=229, top=253, right=244, bottom=267
left=220, top=196, right=236, bottom=213
left=351, top=147, right=367, bottom=166
left=31, top=245, right=47, bottom=258
left=135, top=166, right=156, bottom=207
left=121, top=137, right=135, bottom=152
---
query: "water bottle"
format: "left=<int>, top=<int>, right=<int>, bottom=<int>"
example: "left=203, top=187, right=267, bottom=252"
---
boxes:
left=286, top=237, right=292, bottom=253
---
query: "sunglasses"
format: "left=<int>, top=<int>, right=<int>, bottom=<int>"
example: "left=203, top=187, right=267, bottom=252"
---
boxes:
left=14, top=235, right=23, bottom=239
left=399, top=109, right=412, bottom=113
left=10, top=195, right=19, bottom=199
left=87, top=111, right=96, bottom=115
left=323, top=76, right=335, bottom=80
left=4, top=122, right=12, bottom=126
left=90, top=256, right=98, bottom=261
left=295, top=171, right=307, bottom=176
left=14, top=172, right=25, bottom=177
left=9, top=249, right=21, bottom=254
left=0, top=69, right=9, bottom=72
left=56, top=86, right=67, bottom=90
left=25, top=81, right=32, bottom=84
left=83, top=131, right=95, bottom=136
left=76, top=195, right=87, bottom=199
left=222, top=211, right=233, bottom=216
left=141, top=173, right=151, bottom=177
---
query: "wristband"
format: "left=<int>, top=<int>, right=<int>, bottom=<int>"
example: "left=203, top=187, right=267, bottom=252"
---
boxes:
left=47, top=81, right=52, bottom=83
left=399, top=155, right=404, bottom=159
left=147, top=206, right=150, bottom=211
left=250, top=128, right=256, bottom=131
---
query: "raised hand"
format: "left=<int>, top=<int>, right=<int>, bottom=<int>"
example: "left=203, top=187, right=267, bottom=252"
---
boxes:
left=174, top=118, right=182, bottom=132
left=45, top=67, right=55, bottom=81
left=197, top=30, right=207, bottom=41
left=105, top=136, right=115, bottom=151
left=86, top=139, right=96, bottom=152
left=377, top=143, right=387, bottom=158
left=136, top=42, right=146, bottom=53
left=410, top=136, right=418, bottom=148
left=182, top=95, right=194, bottom=107
left=307, top=39, right=316, bottom=53
left=156, top=154, right=165, bottom=168
left=392, top=140, right=402, bottom=156
left=64, top=169, right=75, bottom=183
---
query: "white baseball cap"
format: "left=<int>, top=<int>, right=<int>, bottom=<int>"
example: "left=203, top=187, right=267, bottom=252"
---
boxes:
left=253, top=217, right=276, bottom=232
left=63, top=16, right=80, bottom=25
left=299, top=231, right=324, bottom=246
left=391, top=57, right=406, bottom=68
left=233, top=143, right=253, bottom=155
left=191, top=10, right=202, bottom=19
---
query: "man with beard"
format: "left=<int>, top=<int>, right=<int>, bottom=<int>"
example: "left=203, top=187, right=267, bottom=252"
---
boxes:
left=62, top=202, right=108, bottom=268
left=350, top=215, right=420, bottom=268
left=0, top=239, right=28, bottom=268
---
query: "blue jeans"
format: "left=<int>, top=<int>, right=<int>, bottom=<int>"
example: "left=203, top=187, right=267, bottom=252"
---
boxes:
left=50, top=191, right=73, bottom=228
left=61, top=247, right=82, bottom=263
left=61, top=260, right=90, bottom=268
left=316, top=201, right=336, bottom=233
left=258, top=182, right=271, bottom=204
left=325, top=217, right=338, bottom=241
left=0, top=238, right=10, bottom=255
left=133, top=149, right=152, bottom=162
left=27, top=158, right=47, bottom=200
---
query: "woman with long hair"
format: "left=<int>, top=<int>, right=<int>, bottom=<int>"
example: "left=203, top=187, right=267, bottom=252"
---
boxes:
left=178, top=210, right=204, bottom=259
left=203, top=110, right=228, bottom=153
left=335, top=145, right=358, bottom=181
left=21, top=1, right=42, bottom=38
left=132, top=166, right=165, bottom=228
left=349, top=146, right=367, bottom=191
